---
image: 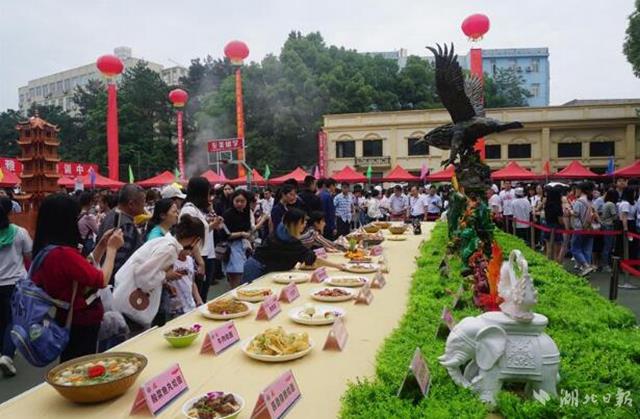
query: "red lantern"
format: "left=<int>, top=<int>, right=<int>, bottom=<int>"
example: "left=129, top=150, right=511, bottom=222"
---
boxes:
left=224, top=40, right=250, bottom=65
left=461, top=14, right=490, bottom=41
left=168, top=89, right=189, bottom=108
left=96, top=54, right=124, bottom=78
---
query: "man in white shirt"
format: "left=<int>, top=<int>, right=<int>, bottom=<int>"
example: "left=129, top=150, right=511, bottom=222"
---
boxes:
left=407, top=186, right=428, bottom=222
left=424, top=186, right=443, bottom=220
left=499, top=181, right=516, bottom=234
left=487, top=187, right=502, bottom=224
left=259, top=188, right=274, bottom=217
left=511, top=187, right=532, bottom=243
left=388, top=185, right=409, bottom=221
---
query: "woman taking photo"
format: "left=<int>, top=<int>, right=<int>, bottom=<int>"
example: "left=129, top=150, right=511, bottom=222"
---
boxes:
left=243, top=208, right=347, bottom=282
left=146, top=198, right=179, bottom=241
left=221, top=190, right=254, bottom=289
left=31, top=194, right=123, bottom=362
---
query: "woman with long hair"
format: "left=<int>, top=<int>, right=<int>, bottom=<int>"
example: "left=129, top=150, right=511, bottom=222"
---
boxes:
left=600, top=189, right=619, bottom=272
left=146, top=198, right=179, bottom=241
left=618, top=187, right=638, bottom=259
left=31, top=194, right=123, bottom=362
left=221, top=190, right=253, bottom=289
left=543, top=187, right=564, bottom=262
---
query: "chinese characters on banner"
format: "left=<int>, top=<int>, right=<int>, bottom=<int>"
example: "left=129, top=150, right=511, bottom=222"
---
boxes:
left=207, top=138, right=245, bottom=153
left=317, top=131, right=327, bottom=178
left=0, top=158, right=98, bottom=177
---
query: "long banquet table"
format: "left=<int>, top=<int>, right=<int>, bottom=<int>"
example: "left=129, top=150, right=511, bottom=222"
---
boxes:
left=0, top=223, right=434, bottom=418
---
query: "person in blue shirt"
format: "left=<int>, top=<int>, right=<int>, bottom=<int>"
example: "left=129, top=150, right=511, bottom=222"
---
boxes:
left=334, top=182, right=354, bottom=237
left=318, top=178, right=337, bottom=239
left=146, top=198, right=179, bottom=241
left=269, top=184, right=298, bottom=233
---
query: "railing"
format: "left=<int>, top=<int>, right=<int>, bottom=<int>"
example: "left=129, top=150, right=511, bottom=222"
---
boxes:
left=355, top=156, right=391, bottom=168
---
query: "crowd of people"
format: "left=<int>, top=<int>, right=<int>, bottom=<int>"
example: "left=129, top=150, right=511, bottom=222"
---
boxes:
left=0, top=172, right=637, bottom=378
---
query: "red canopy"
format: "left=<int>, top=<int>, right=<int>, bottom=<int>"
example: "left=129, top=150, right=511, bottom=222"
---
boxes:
left=200, top=170, right=226, bottom=185
left=613, top=160, right=640, bottom=178
left=57, top=176, right=74, bottom=188
left=332, top=166, right=366, bottom=183
left=229, top=169, right=267, bottom=186
left=0, top=170, right=21, bottom=187
left=491, top=161, right=542, bottom=181
left=383, top=165, right=419, bottom=182
left=58, top=173, right=124, bottom=190
left=551, top=160, right=600, bottom=179
left=137, top=171, right=177, bottom=187
left=270, top=167, right=309, bottom=185
left=425, top=165, right=455, bottom=182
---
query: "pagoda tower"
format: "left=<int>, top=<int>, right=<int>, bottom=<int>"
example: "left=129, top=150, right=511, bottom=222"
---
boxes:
left=15, top=112, right=61, bottom=210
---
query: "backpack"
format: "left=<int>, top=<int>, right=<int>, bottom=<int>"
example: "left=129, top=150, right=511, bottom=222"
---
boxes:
left=10, top=246, right=78, bottom=367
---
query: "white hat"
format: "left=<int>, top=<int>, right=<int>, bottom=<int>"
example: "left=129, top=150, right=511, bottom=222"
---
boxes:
left=515, top=187, right=525, bottom=197
left=161, top=184, right=186, bottom=200
left=374, top=185, right=383, bottom=192
left=491, top=184, right=499, bottom=193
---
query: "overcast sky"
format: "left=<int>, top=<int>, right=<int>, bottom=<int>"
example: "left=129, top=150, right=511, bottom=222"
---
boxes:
left=1, top=0, right=639, bottom=111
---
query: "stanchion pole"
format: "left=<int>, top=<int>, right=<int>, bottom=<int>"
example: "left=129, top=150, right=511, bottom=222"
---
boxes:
left=547, top=229, right=555, bottom=260
left=618, top=231, right=640, bottom=289
left=512, top=218, right=517, bottom=237
left=610, top=256, right=620, bottom=300
left=530, top=220, right=535, bottom=249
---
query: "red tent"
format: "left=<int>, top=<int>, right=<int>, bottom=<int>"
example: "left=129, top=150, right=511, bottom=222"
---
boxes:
left=229, top=169, right=267, bottom=186
left=551, top=160, right=600, bottom=179
left=613, top=160, right=640, bottom=178
left=58, top=173, right=124, bottom=190
left=137, top=171, right=178, bottom=187
left=425, top=165, right=455, bottom=182
left=57, top=176, right=74, bottom=188
left=0, top=170, right=21, bottom=187
left=383, top=165, right=419, bottom=183
left=201, top=170, right=226, bottom=185
left=491, top=162, right=542, bottom=181
left=332, top=166, right=366, bottom=183
left=270, top=167, right=309, bottom=185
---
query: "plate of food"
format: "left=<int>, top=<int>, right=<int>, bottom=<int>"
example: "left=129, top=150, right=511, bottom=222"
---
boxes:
left=182, top=391, right=244, bottom=419
left=272, top=272, right=311, bottom=284
left=46, top=352, right=147, bottom=403
left=200, top=298, right=253, bottom=320
left=242, top=327, right=313, bottom=362
left=344, top=262, right=378, bottom=274
left=387, top=235, right=407, bottom=241
left=311, top=287, right=355, bottom=302
left=163, top=324, right=201, bottom=348
left=288, top=304, right=345, bottom=326
left=297, top=261, right=319, bottom=271
left=326, top=275, right=368, bottom=287
left=234, top=287, right=274, bottom=302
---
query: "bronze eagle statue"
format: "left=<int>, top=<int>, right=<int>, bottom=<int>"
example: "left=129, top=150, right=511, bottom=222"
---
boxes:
left=423, top=43, right=523, bottom=167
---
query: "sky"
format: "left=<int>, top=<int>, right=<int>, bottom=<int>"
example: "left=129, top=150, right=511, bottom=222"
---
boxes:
left=1, top=0, right=639, bottom=111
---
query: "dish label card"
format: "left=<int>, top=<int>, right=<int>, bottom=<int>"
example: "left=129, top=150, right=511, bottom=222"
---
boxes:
left=200, top=321, right=240, bottom=355
left=371, top=270, right=386, bottom=289
left=130, top=363, right=188, bottom=416
left=313, top=248, right=328, bottom=259
left=435, top=306, right=456, bottom=339
left=250, top=370, right=301, bottom=419
left=323, top=317, right=348, bottom=351
left=370, top=245, right=383, bottom=256
left=354, top=283, right=374, bottom=305
left=397, top=347, right=431, bottom=404
left=278, top=282, right=300, bottom=303
left=256, top=294, right=281, bottom=320
left=310, top=267, right=328, bottom=283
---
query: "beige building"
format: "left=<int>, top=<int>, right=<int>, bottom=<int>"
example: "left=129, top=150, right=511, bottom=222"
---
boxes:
left=18, top=47, right=187, bottom=115
left=322, top=100, right=640, bottom=179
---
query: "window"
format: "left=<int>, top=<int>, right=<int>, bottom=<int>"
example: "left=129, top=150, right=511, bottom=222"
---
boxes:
left=407, top=138, right=428, bottom=156
left=43, top=85, right=48, bottom=95
left=531, top=59, right=539, bottom=72
left=490, top=59, right=497, bottom=75
left=56, top=80, right=63, bottom=92
left=590, top=141, right=615, bottom=157
left=49, top=83, right=55, bottom=94
left=508, top=143, right=531, bottom=159
left=530, top=83, right=540, bottom=97
left=363, top=139, right=383, bottom=157
left=336, top=141, right=355, bottom=158
left=36, top=86, right=42, bottom=96
left=558, top=142, right=582, bottom=158
left=64, top=79, right=71, bottom=91
left=485, top=144, right=501, bottom=160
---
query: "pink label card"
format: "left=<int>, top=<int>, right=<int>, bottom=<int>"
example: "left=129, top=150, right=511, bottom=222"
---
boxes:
left=200, top=321, right=240, bottom=355
left=130, top=363, right=188, bottom=416
left=278, top=282, right=300, bottom=303
left=250, top=370, right=301, bottom=419
left=310, top=267, right=328, bottom=283
left=370, top=245, right=383, bottom=256
left=441, top=307, right=456, bottom=330
left=256, top=294, right=281, bottom=320
left=410, top=348, right=431, bottom=396
left=371, top=270, right=386, bottom=289
left=313, top=248, right=328, bottom=259
left=354, top=283, right=374, bottom=305
left=323, top=317, right=348, bottom=351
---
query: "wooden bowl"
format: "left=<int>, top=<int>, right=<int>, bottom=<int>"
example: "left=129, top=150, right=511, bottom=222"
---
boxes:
left=374, top=221, right=391, bottom=229
left=46, top=352, right=147, bottom=404
left=362, top=224, right=380, bottom=233
left=389, top=225, right=407, bottom=235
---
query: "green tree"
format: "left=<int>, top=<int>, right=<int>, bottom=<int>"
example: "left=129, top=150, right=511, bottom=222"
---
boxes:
left=624, top=0, right=640, bottom=77
left=0, top=109, right=22, bottom=157
left=484, top=68, right=532, bottom=108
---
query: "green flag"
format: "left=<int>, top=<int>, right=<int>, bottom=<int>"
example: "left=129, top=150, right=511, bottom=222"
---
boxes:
left=366, top=164, right=372, bottom=180
left=128, top=165, right=135, bottom=183
left=174, top=168, right=180, bottom=181
left=264, top=164, right=271, bottom=180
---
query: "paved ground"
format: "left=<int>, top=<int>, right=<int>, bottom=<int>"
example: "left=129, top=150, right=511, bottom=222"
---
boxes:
left=1, top=254, right=639, bottom=405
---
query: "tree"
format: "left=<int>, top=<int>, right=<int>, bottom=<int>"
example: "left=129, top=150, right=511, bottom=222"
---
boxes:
left=624, top=0, right=640, bottom=77
left=0, top=109, right=22, bottom=157
left=484, top=68, right=532, bottom=108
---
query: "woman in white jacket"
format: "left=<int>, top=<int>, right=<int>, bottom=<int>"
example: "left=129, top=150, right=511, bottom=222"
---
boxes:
left=113, top=215, right=205, bottom=334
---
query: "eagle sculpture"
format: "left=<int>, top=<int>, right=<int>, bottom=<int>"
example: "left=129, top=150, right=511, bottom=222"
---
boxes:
left=423, top=43, right=523, bottom=168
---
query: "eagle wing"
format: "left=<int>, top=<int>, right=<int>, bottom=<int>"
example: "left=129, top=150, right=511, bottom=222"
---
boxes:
left=427, top=43, right=477, bottom=123
left=465, top=73, right=485, bottom=117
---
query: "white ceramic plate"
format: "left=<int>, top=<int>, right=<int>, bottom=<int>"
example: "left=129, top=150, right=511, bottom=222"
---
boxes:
left=198, top=301, right=253, bottom=320
left=310, top=287, right=355, bottom=302
left=181, top=392, right=245, bottom=419
left=288, top=305, right=345, bottom=326
left=241, top=337, right=314, bottom=363
left=387, top=235, right=407, bottom=241
left=233, top=288, right=274, bottom=303
left=272, top=272, right=311, bottom=284
left=326, top=275, right=368, bottom=287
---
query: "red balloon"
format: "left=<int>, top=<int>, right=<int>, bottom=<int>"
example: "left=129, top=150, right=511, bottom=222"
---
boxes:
left=96, top=54, right=124, bottom=77
left=168, top=89, right=189, bottom=107
left=461, top=14, right=490, bottom=40
left=224, top=40, right=249, bottom=64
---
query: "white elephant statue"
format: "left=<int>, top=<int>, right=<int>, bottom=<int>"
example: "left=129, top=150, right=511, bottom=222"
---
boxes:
left=439, top=312, right=560, bottom=404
